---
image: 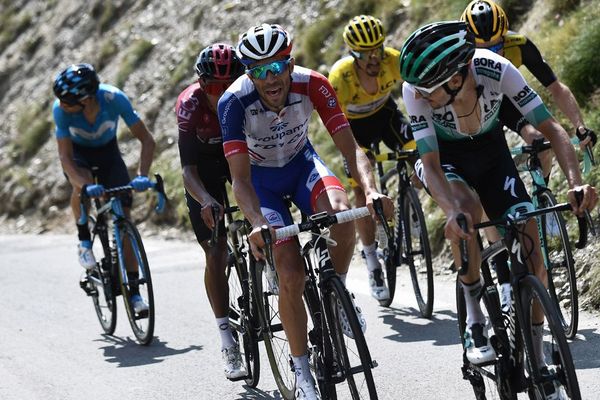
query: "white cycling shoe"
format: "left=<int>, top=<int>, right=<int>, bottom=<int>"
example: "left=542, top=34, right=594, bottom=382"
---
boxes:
left=77, top=243, right=97, bottom=270
left=337, top=292, right=367, bottom=339
left=295, top=378, right=321, bottom=400
left=464, top=322, right=496, bottom=364
left=368, top=268, right=390, bottom=301
left=130, top=294, right=149, bottom=314
left=222, top=343, right=247, bottom=380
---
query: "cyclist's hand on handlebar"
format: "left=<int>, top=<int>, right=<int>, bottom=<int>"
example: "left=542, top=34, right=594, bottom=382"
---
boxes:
left=248, top=224, right=275, bottom=261
left=200, top=199, right=223, bottom=229
left=445, top=211, right=473, bottom=243
left=130, top=175, right=153, bottom=191
left=576, top=126, right=597, bottom=149
left=568, top=185, right=598, bottom=216
left=366, top=193, right=394, bottom=220
left=85, top=184, right=105, bottom=198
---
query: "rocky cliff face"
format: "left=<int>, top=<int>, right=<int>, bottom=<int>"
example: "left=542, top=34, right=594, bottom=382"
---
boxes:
left=0, top=0, right=329, bottom=233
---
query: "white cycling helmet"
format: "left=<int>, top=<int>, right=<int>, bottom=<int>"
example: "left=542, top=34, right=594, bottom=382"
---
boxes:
left=236, top=23, right=293, bottom=66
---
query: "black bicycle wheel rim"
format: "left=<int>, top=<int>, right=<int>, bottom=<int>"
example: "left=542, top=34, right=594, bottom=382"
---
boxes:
left=518, top=275, right=581, bottom=399
left=250, top=259, right=295, bottom=399
left=537, top=191, right=578, bottom=338
left=325, top=278, right=378, bottom=399
left=117, top=219, right=155, bottom=345
left=404, top=187, right=434, bottom=318
left=90, top=218, right=117, bottom=334
left=227, top=249, right=260, bottom=387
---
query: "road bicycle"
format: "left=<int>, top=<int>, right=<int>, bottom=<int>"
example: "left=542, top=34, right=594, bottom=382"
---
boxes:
left=269, top=206, right=379, bottom=399
left=211, top=186, right=293, bottom=397
left=456, top=201, right=587, bottom=399
left=510, top=138, right=591, bottom=338
left=369, top=144, right=433, bottom=316
left=79, top=173, right=167, bottom=345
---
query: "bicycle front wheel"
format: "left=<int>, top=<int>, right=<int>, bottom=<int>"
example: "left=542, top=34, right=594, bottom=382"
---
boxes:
left=116, top=219, right=155, bottom=345
left=518, top=275, right=581, bottom=399
left=403, top=187, right=434, bottom=318
left=537, top=190, right=578, bottom=338
left=251, top=259, right=295, bottom=399
left=89, top=217, right=117, bottom=334
left=227, top=247, right=260, bottom=387
left=325, top=278, right=378, bottom=399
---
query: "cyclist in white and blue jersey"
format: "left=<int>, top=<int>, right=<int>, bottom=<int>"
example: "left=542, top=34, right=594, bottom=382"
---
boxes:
left=399, top=21, right=597, bottom=376
left=53, top=63, right=155, bottom=313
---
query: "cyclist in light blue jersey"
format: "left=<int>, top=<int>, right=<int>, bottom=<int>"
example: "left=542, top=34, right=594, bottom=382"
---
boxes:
left=53, top=63, right=155, bottom=313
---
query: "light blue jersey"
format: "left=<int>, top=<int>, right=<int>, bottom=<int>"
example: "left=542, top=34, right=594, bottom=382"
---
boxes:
left=53, top=84, right=140, bottom=147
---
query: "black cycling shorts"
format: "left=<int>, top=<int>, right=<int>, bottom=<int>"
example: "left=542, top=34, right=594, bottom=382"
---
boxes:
left=415, top=127, right=532, bottom=220
left=69, top=138, right=132, bottom=207
left=186, top=157, right=231, bottom=245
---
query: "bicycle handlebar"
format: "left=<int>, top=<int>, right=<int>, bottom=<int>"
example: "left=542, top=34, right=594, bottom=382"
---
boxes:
left=275, top=207, right=370, bottom=240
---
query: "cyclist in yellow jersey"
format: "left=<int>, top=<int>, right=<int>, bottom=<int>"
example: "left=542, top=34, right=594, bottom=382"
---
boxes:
left=329, top=15, right=414, bottom=302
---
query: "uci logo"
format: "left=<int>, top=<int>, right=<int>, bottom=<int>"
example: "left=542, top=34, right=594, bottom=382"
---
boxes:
left=308, top=172, right=319, bottom=183
left=327, top=97, right=337, bottom=108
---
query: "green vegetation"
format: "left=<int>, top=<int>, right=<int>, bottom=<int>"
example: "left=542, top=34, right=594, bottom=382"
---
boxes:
left=151, top=154, right=189, bottom=227
left=23, top=35, right=43, bottom=57
left=0, top=10, right=32, bottom=54
left=169, top=40, right=202, bottom=89
left=96, top=39, right=119, bottom=70
left=14, top=103, right=52, bottom=160
left=115, top=39, right=155, bottom=87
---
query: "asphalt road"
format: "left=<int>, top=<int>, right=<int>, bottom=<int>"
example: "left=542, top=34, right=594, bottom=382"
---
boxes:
left=1, top=234, right=599, bottom=400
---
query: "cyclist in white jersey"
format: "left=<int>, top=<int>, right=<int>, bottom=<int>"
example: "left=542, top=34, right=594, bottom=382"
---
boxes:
left=219, top=24, right=393, bottom=400
left=399, top=22, right=597, bottom=376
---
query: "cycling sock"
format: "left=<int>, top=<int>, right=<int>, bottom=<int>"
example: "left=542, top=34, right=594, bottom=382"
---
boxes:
left=337, top=272, right=347, bottom=285
left=460, top=279, right=486, bottom=327
left=363, top=242, right=380, bottom=272
left=292, top=354, right=313, bottom=385
left=77, top=223, right=91, bottom=242
left=490, top=248, right=510, bottom=285
left=217, top=316, right=235, bottom=350
left=532, top=322, right=546, bottom=369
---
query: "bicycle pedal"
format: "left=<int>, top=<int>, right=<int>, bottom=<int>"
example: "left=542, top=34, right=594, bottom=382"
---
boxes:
left=134, top=310, right=149, bottom=320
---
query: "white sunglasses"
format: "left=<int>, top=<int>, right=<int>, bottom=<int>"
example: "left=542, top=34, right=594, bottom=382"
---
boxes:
left=413, top=74, right=455, bottom=97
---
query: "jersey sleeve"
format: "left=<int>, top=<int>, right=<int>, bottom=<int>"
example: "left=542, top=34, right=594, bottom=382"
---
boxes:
left=52, top=100, right=71, bottom=139
left=307, top=71, right=350, bottom=135
left=520, top=37, right=557, bottom=87
left=101, top=85, right=141, bottom=127
left=386, top=47, right=402, bottom=82
left=402, top=82, right=439, bottom=155
left=176, top=96, right=199, bottom=168
left=500, top=61, right=553, bottom=128
left=218, top=91, right=248, bottom=158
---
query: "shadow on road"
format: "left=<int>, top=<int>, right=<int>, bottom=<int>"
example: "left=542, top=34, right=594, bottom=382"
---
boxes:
left=570, top=327, right=600, bottom=370
left=95, top=335, right=202, bottom=367
left=234, top=386, right=283, bottom=400
left=378, top=307, right=461, bottom=346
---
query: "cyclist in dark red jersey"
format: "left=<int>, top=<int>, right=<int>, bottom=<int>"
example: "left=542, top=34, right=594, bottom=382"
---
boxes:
left=175, top=43, right=245, bottom=380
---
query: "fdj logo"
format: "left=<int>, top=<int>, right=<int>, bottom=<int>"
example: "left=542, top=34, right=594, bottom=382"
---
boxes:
left=270, top=121, right=289, bottom=132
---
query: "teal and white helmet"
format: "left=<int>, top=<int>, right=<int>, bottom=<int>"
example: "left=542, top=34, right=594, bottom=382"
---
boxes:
left=400, top=21, right=476, bottom=89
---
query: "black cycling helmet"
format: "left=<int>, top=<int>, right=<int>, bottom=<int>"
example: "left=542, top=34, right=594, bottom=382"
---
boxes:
left=53, top=63, right=100, bottom=105
left=195, top=43, right=245, bottom=80
left=400, top=21, right=476, bottom=89
left=461, top=0, right=509, bottom=45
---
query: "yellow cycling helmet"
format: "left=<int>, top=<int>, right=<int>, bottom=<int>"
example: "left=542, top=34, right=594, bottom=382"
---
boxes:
left=460, top=0, right=509, bottom=45
left=343, top=15, right=385, bottom=51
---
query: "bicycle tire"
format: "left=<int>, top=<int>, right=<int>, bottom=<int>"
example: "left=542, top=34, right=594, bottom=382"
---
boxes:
left=325, top=277, right=378, bottom=399
left=226, top=246, right=260, bottom=387
left=250, top=258, right=295, bottom=399
left=518, top=275, right=581, bottom=399
left=116, top=219, right=155, bottom=345
left=403, top=187, right=434, bottom=317
left=456, top=277, right=518, bottom=400
left=536, top=191, right=578, bottom=339
left=89, top=216, right=117, bottom=334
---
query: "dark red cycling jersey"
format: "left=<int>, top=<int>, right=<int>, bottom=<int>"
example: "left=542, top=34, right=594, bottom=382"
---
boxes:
left=176, top=82, right=225, bottom=164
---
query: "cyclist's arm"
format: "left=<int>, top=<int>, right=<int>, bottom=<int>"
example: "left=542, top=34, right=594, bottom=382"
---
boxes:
left=537, top=118, right=582, bottom=187
left=333, top=127, right=377, bottom=196
left=56, top=137, right=89, bottom=189
left=129, top=120, right=155, bottom=177
left=546, top=80, right=586, bottom=134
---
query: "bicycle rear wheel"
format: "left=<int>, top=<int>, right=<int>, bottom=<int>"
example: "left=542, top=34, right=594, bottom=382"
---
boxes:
left=537, top=191, right=578, bottom=338
left=227, top=247, right=260, bottom=387
left=251, top=259, right=295, bottom=399
left=89, top=217, right=117, bottom=334
left=116, top=219, right=155, bottom=345
left=325, top=277, right=378, bottom=399
left=403, top=187, right=434, bottom=317
left=518, top=275, right=581, bottom=399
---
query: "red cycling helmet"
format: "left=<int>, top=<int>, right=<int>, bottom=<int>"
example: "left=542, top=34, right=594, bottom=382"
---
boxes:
left=195, top=43, right=245, bottom=80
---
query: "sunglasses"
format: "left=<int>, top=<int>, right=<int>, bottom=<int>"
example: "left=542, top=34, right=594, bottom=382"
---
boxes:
left=485, top=41, right=504, bottom=54
left=246, top=59, right=291, bottom=80
left=350, top=45, right=384, bottom=60
left=203, top=79, right=232, bottom=96
left=413, top=74, right=455, bottom=98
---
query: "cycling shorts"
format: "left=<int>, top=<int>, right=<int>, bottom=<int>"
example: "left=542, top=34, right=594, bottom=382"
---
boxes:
left=251, top=144, right=345, bottom=229
left=414, top=127, right=533, bottom=220
left=348, top=97, right=414, bottom=151
left=186, top=157, right=231, bottom=245
left=70, top=138, right=132, bottom=207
